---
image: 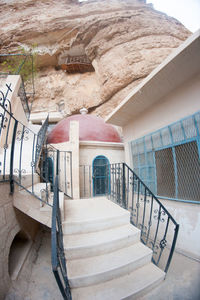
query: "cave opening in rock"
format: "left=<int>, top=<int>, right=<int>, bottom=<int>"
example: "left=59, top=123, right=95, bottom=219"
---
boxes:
left=8, top=230, right=32, bottom=280
left=60, top=55, right=95, bottom=73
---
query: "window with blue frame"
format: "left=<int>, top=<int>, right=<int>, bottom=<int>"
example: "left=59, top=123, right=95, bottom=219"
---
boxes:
left=130, top=111, right=200, bottom=203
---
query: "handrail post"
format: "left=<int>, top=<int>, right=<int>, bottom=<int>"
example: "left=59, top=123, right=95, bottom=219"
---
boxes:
left=108, top=162, right=179, bottom=274
left=10, top=119, right=18, bottom=194
left=164, top=224, right=179, bottom=273
left=122, top=163, right=126, bottom=208
left=51, top=175, right=72, bottom=299
left=56, top=150, right=60, bottom=176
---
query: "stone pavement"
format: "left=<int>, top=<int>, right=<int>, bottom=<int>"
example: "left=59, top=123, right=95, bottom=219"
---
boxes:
left=5, top=230, right=200, bottom=300
left=140, top=250, right=200, bottom=300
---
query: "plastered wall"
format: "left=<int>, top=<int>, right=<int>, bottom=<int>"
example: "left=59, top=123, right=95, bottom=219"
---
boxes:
left=49, top=120, right=80, bottom=199
left=79, top=141, right=124, bottom=166
left=0, top=182, right=40, bottom=299
left=121, top=72, right=200, bottom=259
left=123, top=72, right=200, bottom=165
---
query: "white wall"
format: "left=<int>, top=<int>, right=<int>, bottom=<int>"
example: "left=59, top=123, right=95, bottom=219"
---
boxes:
left=49, top=121, right=80, bottom=199
left=79, top=141, right=124, bottom=198
left=121, top=71, right=200, bottom=259
left=123, top=71, right=200, bottom=165
left=162, top=199, right=200, bottom=260
left=79, top=141, right=124, bottom=166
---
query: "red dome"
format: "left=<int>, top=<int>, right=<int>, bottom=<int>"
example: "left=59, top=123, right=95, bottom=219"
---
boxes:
left=47, top=114, right=122, bottom=144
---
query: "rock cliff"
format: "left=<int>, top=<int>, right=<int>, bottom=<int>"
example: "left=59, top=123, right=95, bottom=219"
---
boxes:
left=0, top=0, right=190, bottom=119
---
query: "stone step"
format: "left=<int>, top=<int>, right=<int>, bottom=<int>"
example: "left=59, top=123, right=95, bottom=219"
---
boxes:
left=71, top=263, right=165, bottom=300
left=25, top=182, right=52, bottom=207
left=68, top=242, right=152, bottom=288
left=64, top=224, right=140, bottom=259
left=63, top=197, right=130, bottom=234
left=17, top=173, right=40, bottom=190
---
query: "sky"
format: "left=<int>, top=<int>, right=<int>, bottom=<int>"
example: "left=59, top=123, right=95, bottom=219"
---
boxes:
left=79, top=0, right=200, bottom=33
left=146, top=0, right=200, bottom=32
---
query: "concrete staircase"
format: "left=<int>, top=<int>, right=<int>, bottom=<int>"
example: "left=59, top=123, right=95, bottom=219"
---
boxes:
left=63, top=197, right=165, bottom=300
left=12, top=176, right=165, bottom=299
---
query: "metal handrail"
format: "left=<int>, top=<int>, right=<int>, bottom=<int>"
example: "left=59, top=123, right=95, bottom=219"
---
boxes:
left=17, top=77, right=31, bottom=120
left=51, top=175, right=72, bottom=300
left=79, top=161, right=179, bottom=273
left=1, top=82, right=72, bottom=298
left=0, top=102, right=52, bottom=205
left=40, top=145, right=73, bottom=198
left=35, top=115, right=49, bottom=168
left=109, top=162, right=179, bottom=273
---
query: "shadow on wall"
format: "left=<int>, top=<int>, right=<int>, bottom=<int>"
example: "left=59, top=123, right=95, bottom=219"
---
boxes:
left=8, top=230, right=32, bottom=281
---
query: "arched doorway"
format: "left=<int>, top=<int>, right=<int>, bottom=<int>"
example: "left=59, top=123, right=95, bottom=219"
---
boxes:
left=92, top=155, right=110, bottom=196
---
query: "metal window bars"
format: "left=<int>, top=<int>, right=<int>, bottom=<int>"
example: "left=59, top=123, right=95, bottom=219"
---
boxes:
left=130, top=111, right=200, bottom=204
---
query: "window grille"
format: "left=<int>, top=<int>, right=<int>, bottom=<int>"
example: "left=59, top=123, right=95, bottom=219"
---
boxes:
left=130, top=111, right=200, bottom=203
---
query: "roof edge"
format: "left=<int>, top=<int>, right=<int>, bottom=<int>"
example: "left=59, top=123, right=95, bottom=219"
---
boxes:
left=105, top=29, right=200, bottom=125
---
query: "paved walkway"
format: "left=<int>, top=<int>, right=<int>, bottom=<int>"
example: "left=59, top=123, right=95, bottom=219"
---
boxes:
left=140, top=250, right=200, bottom=300
left=25, top=230, right=62, bottom=300
left=6, top=230, right=200, bottom=300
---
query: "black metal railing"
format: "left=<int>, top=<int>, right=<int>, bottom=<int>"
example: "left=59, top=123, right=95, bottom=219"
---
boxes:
left=109, top=163, right=179, bottom=273
left=80, top=162, right=179, bottom=273
left=18, top=78, right=30, bottom=120
left=35, top=116, right=49, bottom=168
left=0, top=83, right=50, bottom=204
left=0, top=106, right=52, bottom=205
left=51, top=175, right=72, bottom=300
left=40, top=145, right=73, bottom=198
left=1, top=81, right=72, bottom=298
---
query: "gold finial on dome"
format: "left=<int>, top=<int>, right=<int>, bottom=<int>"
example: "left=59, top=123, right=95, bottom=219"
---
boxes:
left=80, top=107, right=88, bottom=115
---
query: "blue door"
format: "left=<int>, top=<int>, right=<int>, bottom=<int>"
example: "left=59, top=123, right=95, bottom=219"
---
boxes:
left=93, top=156, right=110, bottom=196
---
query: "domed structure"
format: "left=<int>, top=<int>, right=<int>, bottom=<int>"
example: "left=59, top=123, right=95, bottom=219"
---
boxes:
left=47, top=112, right=122, bottom=144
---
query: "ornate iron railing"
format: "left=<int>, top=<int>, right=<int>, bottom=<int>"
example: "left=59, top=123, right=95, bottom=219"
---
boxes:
left=0, top=83, right=50, bottom=204
left=0, top=82, right=12, bottom=113
left=51, top=175, right=72, bottom=300
left=0, top=105, right=52, bottom=205
left=80, top=162, right=179, bottom=273
left=35, top=116, right=49, bottom=168
left=1, top=82, right=72, bottom=298
left=109, top=163, right=179, bottom=273
left=18, top=78, right=30, bottom=120
left=40, top=144, right=73, bottom=198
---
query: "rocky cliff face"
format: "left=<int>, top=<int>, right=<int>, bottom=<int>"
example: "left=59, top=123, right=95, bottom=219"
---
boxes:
left=0, top=0, right=190, bottom=119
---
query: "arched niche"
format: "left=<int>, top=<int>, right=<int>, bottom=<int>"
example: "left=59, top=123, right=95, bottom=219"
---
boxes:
left=8, top=230, right=32, bottom=280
